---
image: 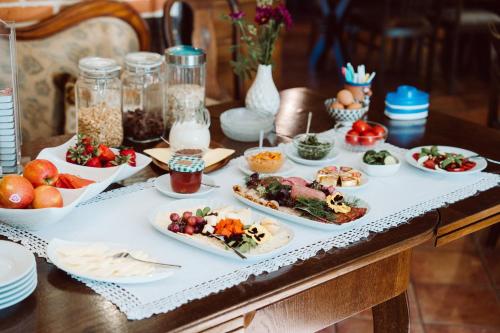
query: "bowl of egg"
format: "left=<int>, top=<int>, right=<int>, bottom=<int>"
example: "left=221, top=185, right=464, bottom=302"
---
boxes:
left=325, top=89, right=369, bottom=123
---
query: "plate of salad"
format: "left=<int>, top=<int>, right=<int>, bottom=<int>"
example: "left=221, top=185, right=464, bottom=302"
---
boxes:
left=405, top=146, right=487, bottom=175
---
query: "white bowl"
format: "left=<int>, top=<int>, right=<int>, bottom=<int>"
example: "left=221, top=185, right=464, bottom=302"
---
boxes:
left=37, top=136, right=152, bottom=183
left=220, top=107, right=274, bottom=142
left=49, top=159, right=121, bottom=203
left=360, top=159, right=401, bottom=177
left=0, top=188, right=85, bottom=231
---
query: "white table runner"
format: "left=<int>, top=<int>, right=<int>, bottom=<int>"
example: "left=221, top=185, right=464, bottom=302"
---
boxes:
left=1, top=143, right=498, bottom=320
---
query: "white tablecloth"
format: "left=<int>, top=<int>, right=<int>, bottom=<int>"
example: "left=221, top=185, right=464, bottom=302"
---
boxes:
left=1, top=143, right=498, bottom=320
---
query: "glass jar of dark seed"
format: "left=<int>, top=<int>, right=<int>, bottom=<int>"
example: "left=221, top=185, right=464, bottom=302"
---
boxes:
left=122, top=52, right=165, bottom=143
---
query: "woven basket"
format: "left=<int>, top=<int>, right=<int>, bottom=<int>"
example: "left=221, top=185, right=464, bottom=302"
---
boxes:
left=325, top=98, right=369, bottom=122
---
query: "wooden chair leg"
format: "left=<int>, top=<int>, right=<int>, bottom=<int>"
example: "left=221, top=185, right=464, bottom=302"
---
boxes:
left=372, top=291, right=410, bottom=333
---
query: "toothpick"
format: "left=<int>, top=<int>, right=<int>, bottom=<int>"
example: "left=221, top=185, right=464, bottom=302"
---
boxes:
left=306, top=112, right=312, bottom=135
left=259, top=130, right=264, bottom=149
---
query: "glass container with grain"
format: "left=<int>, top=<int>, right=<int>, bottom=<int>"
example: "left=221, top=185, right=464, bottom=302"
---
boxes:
left=75, top=57, right=123, bottom=147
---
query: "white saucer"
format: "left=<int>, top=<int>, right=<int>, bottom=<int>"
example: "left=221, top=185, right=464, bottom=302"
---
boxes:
left=0, top=241, right=36, bottom=288
left=238, top=157, right=296, bottom=177
left=283, top=143, right=340, bottom=166
left=154, top=174, right=218, bottom=199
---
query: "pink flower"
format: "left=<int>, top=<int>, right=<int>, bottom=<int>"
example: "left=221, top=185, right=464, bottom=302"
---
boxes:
left=229, top=11, right=245, bottom=20
left=273, top=4, right=293, bottom=30
left=255, top=5, right=273, bottom=25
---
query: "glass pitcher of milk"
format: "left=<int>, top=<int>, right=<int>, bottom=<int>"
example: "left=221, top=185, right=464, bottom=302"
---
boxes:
left=169, top=101, right=211, bottom=152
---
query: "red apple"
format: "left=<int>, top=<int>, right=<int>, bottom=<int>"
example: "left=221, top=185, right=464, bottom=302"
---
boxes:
left=23, top=159, right=59, bottom=187
left=0, top=175, right=34, bottom=209
left=32, top=185, right=63, bottom=209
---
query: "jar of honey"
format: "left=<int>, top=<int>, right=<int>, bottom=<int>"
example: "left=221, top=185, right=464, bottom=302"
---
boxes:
left=168, top=155, right=205, bottom=193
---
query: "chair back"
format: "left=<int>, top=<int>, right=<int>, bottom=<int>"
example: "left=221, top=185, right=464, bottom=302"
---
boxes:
left=15, top=0, right=150, bottom=141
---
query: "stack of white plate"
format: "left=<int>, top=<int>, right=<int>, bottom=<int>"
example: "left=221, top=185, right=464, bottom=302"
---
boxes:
left=0, top=241, right=37, bottom=310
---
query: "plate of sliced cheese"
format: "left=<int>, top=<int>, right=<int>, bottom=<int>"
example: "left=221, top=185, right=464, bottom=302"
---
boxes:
left=144, top=141, right=235, bottom=173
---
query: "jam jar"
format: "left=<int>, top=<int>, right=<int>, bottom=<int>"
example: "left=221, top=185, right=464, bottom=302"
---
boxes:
left=168, top=155, right=205, bottom=193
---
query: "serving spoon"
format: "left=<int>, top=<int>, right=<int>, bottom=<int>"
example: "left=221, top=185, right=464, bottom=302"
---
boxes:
left=202, top=233, right=247, bottom=259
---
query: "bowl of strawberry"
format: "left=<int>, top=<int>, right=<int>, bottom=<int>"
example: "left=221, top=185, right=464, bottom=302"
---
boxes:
left=335, top=120, right=388, bottom=152
left=37, top=135, right=152, bottom=182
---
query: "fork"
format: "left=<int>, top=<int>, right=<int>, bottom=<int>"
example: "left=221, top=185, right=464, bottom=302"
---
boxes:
left=112, top=252, right=181, bottom=268
left=467, top=155, right=500, bottom=165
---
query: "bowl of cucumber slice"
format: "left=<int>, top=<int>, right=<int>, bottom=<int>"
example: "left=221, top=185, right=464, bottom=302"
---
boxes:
left=361, top=150, right=400, bottom=177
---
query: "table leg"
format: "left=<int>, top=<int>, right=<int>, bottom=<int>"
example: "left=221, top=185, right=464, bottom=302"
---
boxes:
left=372, top=291, right=410, bottom=333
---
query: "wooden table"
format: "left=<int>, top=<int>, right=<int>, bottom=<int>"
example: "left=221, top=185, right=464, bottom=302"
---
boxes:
left=1, top=88, right=498, bottom=333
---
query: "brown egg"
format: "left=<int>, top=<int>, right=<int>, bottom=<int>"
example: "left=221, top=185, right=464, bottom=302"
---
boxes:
left=330, top=101, right=344, bottom=110
left=336, top=89, right=354, bottom=106
left=347, top=102, right=362, bottom=110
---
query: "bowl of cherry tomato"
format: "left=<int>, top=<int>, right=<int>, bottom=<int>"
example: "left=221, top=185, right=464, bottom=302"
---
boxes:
left=335, top=120, right=388, bottom=152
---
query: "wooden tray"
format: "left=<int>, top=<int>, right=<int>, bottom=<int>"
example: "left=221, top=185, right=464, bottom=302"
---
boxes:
left=150, top=141, right=234, bottom=174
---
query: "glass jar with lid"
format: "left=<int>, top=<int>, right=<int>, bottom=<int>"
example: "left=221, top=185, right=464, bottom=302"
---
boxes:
left=75, top=57, right=123, bottom=146
left=122, top=52, right=165, bottom=143
left=165, top=46, right=206, bottom=128
left=165, top=45, right=210, bottom=152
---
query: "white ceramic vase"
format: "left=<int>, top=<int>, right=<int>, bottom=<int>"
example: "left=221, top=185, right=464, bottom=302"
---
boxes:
left=245, top=64, right=280, bottom=116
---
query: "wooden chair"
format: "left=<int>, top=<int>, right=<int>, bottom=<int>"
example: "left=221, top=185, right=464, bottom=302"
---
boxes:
left=440, top=0, right=500, bottom=93
left=13, top=0, right=150, bottom=141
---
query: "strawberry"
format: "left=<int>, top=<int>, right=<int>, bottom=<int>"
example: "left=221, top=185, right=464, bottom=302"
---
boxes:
left=103, top=160, right=117, bottom=168
left=79, top=135, right=94, bottom=147
left=66, top=151, right=77, bottom=164
left=119, top=147, right=136, bottom=167
left=66, top=145, right=90, bottom=165
left=84, top=144, right=95, bottom=155
left=96, top=144, right=115, bottom=162
left=85, top=157, right=102, bottom=168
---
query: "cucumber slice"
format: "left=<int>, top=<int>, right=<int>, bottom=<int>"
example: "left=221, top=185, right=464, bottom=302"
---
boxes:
left=384, top=155, right=398, bottom=165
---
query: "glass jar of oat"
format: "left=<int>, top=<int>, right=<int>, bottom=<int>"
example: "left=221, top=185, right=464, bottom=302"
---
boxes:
left=122, top=52, right=165, bottom=143
left=165, top=46, right=206, bottom=128
left=75, top=57, right=123, bottom=147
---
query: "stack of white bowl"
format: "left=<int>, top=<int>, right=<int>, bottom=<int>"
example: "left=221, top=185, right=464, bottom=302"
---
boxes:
left=0, top=241, right=37, bottom=310
left=220, top=107, right=275, bottom=142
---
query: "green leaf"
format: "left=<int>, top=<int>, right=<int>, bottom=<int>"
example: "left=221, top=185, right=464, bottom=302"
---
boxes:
left=430, top=146, right=439, bottom=156
left=196, top=209, right=203, bottom=217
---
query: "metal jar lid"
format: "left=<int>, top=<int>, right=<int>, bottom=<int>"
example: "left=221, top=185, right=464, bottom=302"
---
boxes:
left=169, top=155, right=205, bottom=173
left=165, top=45, right=206, bottom=67
left=125, top=52, right=163, bottom=72
left=79, top=57, right=121, bottom=77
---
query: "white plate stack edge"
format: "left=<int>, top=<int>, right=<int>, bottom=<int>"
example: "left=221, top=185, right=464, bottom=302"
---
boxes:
left=0, top=241, right=37, bottom=310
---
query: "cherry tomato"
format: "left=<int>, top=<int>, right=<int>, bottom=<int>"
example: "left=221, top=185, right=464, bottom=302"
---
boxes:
left=462, top=161, right=476, bottom=170
left=352, top=120, right=371, bottom=133
left=412, top=153, right=420, bottom=161
left=345, top=129, right=360, bottom=145
left=423, top=159, right=436, bottom=169
left=359, top=131, right=377, bottom=146
left=371, top=125, right=386, bottom=137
